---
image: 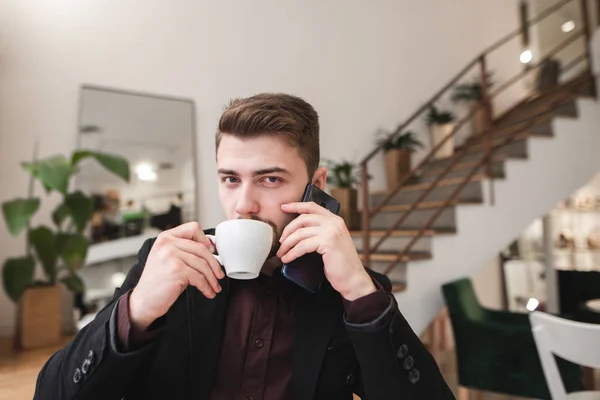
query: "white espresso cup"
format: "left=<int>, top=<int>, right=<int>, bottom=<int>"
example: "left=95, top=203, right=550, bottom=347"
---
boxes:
left=205, top=219, right=274, bottom=280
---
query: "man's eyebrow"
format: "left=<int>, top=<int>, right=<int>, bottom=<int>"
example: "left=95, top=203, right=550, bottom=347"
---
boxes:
left=253, top=167, right=290, bottom=176
left=217, top=167, right=290, bottom=176
left=217, top=168, right=239, bottom=176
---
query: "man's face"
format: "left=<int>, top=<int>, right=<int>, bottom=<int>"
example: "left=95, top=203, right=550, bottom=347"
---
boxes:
left=216, top=134, right=325, bottom=256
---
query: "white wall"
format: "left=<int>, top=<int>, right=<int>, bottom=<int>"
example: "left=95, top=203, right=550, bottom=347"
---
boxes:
left=0, top=0, right=521, bottom=336
left=472, top=256, right=504, bottom=309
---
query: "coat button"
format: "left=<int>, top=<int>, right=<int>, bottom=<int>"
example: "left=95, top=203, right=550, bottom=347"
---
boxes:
left=73, top=368, right=82, bottom=383
left=408, top=368, right=420, bottom=384
left=81, top=359, right=91, bottom=374
left=255, top=339, right=264, bottom=349
left=246, top=397, right=254, bottom=400
left=87, top=350, right=95, bottom=364
left=345, top=373, right=356, bottom=386
left=396, top=344, right=408, bottom=359
left=403, top=355, right=414, bottom=370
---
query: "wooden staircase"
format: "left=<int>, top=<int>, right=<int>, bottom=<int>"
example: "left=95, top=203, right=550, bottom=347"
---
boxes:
left=355, top=17, right=597, bottom=292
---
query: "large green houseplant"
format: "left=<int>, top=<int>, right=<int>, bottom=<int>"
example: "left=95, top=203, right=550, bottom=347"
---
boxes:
left=1, top=150, right=129, bottom=348
left=376, top=131, right=423, bottom=192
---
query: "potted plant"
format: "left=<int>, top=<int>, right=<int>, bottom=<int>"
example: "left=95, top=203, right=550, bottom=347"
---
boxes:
left=425, top=105, right=456, bottom=160
left=452, top=74, right=494, bottom=136
left=376, top=130, right=423, bottom=192
left=324, top=159, right=362, bottom=229
left=2, top=150, right=129, bottom=349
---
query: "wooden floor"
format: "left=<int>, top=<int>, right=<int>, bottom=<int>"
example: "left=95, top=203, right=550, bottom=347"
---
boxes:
left=0, top=336, right=72, bottom=399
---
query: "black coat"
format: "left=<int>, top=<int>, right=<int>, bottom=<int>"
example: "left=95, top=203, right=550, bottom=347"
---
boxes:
left=34, top=237, right=455, bottom=400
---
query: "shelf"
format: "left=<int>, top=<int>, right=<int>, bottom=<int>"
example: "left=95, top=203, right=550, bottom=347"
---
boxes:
left=553, top=207, right=600, bottom=213
left=554, top=248, right=600, bottom=253
left=86, top=229, right=161, bottom=266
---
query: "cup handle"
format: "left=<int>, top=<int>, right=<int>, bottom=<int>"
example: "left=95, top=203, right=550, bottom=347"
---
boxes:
left=205, top=234, right=221, bottom=265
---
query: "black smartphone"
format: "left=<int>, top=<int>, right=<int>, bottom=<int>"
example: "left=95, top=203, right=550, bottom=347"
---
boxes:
left=281, top=183, right=340, bottom=293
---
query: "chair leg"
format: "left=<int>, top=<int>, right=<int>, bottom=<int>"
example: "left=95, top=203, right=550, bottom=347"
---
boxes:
left=458, top=386, right=470, bottom=400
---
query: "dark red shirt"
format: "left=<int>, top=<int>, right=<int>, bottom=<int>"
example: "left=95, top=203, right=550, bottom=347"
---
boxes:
left=117, top=270, right=390, bottom=400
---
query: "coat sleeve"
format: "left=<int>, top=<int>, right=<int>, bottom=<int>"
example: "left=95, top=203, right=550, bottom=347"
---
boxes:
left=33, top=238, right=158, bottom=400
left=348, top=272, right=455, bottom=400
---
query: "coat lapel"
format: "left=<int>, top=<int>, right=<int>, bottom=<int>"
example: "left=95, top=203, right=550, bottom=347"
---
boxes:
left=187, top=277, right=230, bottom=399
left=292, top=284, right=343, bottom=400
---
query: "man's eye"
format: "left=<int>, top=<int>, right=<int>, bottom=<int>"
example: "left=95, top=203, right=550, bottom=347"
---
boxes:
left=223, top=176, right=239, bottom=184
left=262, top=176, right=282, bottom=185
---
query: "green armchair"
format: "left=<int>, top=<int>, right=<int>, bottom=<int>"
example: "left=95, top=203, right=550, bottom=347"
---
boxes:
left=441, top=277, right=583, bottom=399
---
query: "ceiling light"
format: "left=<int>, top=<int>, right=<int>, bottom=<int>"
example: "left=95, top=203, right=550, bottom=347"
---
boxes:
left=135, top=163, right=157, bottom=182
left=561, top=20, right=575, bottom=33
left=526, top=297, right=540, bottom=311
left=520, top=49, right=533, bottom=64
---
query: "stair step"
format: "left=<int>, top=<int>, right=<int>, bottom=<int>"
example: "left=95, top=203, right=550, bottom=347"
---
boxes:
left=370, top=176, right=484, bottom=208
left=373, top=174, right=485, bottom=195
left=417, top=162, right=504, bottom=183
left=391, top=282, right=406, bottom=293
left=421, top=154, right=508, bottom=177
left=423, top=139, right=528, bottom=172
left=350, top=228, right=455, bottom=237
left=359, top=251, right=431, bottom=262
left=379, top=199, right=481, bottom=212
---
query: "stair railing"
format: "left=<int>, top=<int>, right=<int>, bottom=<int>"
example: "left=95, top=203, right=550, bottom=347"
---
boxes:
left=360, top=0, right=597, bottom=273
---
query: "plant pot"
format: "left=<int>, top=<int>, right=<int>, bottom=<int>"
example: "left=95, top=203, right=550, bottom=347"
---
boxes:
left=471, top=104, right=487, bottom=136
left=384, top=149, right=411, bottom=192
left=17, top=285, right=62, bottom=350
left=429, top=123, right=455, bottom=159
left=331, top=188, right=359, bottom=230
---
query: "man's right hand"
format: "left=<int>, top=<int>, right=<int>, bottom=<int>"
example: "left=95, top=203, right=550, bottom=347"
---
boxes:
left=128, top=222, right=225, bottom=331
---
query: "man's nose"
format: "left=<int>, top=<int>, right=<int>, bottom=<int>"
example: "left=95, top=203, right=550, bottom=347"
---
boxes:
left=235, top=185, right=260, bottom=217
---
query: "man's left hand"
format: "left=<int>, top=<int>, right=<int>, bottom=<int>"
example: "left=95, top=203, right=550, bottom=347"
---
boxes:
left=277, top=202, right=376, bottom=301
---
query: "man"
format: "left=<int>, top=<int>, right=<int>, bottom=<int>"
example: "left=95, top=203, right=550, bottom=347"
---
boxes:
left=34, top=93, right=454, bottom=399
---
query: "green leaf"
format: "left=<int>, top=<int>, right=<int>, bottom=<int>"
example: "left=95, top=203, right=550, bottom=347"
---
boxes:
left=2, top=257, right=35, bottom=303
left=29, top=226, right=57, bottom=283
left=65, top=192, right=94, bottom=233
left=60, top=274, right=85, bottom=294
left=22, top=155, right=72, bottom=194
left=1, top=198, right=40, bottom=236
left=52, top=203, right=70, bottom=228
left=57, top=233, right=88, bottom=272
left=72, top=150, right=130, bottom=182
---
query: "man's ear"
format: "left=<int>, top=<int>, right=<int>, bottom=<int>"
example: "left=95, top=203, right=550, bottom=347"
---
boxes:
left=312, top=167, right=327, bottom=190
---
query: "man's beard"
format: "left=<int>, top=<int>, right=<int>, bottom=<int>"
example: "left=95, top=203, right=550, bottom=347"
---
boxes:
left=246, top=215, right=292, bottom=258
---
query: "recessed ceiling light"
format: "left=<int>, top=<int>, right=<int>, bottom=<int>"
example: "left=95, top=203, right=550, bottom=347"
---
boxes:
left=135, top=163, right=157, bottom=181
left=520, top=49, right=533, bottom=64
left=561, top=20, right=575, bottom=33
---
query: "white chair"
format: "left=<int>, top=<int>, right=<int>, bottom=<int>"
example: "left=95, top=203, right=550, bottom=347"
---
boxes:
left=529, top=311, right=600, bottom=399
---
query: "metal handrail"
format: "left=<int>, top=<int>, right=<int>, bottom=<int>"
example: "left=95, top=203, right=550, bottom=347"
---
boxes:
left=359, top=0, right=596, bottom=271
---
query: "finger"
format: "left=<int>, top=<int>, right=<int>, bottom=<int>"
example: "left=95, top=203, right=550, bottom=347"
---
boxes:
left=183, top=264, right=217, bottom=299
left=170, top=238, right=224, bottom=279
left=277, top=226, right=321, bottom=259
left=176, top=250, right=222, bottom=293
left=281, top=201, right=334, bottom=217
left=168, top=222, right=213, bottom=249
left=280, top=214, right=323, bottom=243
left=280, top=236, right=321, bottom=264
